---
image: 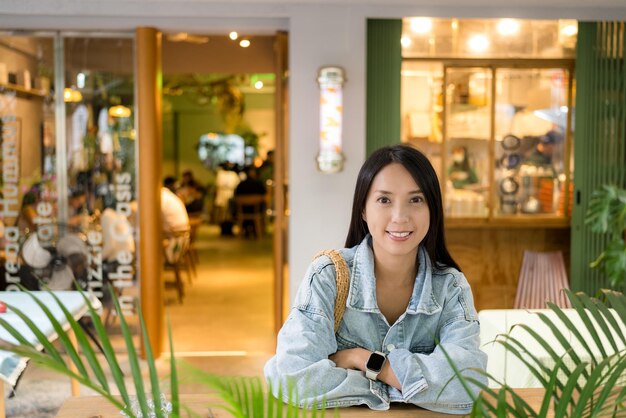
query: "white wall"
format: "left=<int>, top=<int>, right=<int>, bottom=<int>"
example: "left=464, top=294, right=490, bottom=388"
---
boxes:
left=2, top=0, right=626, bottom=304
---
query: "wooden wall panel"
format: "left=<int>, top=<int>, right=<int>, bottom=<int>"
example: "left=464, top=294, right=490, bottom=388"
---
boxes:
left=446, top=227, right=570, bottom=310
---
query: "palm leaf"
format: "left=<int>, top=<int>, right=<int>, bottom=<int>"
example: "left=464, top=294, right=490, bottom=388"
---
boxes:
left=447, top=289, right=626, bottom=417
left=0, top=286, right=183, bottom=417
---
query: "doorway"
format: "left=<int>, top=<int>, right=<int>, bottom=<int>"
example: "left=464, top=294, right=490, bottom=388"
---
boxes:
left=159, top=31, right=288, bottom=358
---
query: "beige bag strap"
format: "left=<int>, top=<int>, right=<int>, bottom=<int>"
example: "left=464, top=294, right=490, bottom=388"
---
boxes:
left=313, top=249, right=350, bottom=333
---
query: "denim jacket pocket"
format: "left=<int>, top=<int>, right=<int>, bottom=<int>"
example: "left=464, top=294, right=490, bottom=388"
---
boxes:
left=409, top=344, right=435, bottom=355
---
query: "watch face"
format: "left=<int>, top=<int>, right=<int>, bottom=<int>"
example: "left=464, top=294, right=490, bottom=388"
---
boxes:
left=366, top=353, right=386, bottom=372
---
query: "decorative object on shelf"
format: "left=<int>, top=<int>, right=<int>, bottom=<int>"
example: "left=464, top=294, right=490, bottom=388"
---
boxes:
left=585, top=184, right=626, bottom=288
left=316, top=66, right=346, bottom=174
left=501, top=133, right=520, bottom=150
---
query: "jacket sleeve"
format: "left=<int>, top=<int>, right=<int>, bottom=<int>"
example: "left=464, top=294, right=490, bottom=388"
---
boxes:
left=386, top=273, right=488, bottom=414
left=264, top=258, right=388, bottom=410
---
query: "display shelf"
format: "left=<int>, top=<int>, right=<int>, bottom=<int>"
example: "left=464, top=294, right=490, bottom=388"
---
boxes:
left=0, top=82, right=48, bottom=99
left=446, top=215, right=570, bottom=229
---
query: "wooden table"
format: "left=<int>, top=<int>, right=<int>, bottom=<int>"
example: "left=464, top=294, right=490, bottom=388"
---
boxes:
left=56, top=389, right=547, bottom=417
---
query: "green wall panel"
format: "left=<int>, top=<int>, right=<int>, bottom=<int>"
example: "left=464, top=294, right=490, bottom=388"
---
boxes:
left=366, top=19, right=402, bottom=156
left=571, top=21, right=626, bottom=293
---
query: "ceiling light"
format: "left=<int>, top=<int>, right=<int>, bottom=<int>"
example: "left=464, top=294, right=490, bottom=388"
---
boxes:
left=239, top=39, right=251, bottom=48
left=109, top=105, right=132, bottom=118
left=254, top=81, right=264, bottom=89
left=498, top=19, right=520, bottom=36
left=229, top=31, right=238, bottom=40
left=63, top=87, right=82, bottom=103
left=560, top=22, right=578, bottom=37
left=400, top=36, right=412, bottom=48
left=468, top=34, right=489, bottom=53
left=76, top=72, right=85, bottom=89
left=167, top=32, right=209, bottom=44
left=409, top=17, right=433, bottom=35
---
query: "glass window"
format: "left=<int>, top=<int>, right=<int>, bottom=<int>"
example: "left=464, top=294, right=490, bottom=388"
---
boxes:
left=0, top=34, right=55, bottom=291
left=401, top=18, right=577, bottom=59
left=444, top=67, right=491, bottom=217
left=494, top=68, right=570, bottom=216
left=63, top=36, right=137, bottom=318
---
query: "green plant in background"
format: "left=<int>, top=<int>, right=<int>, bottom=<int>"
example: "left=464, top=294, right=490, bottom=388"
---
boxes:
left=446, top=289, right=626, bottom=417
left=585, top=185, right=626, bottom=288
left=0, top=286, right=326, bottom=418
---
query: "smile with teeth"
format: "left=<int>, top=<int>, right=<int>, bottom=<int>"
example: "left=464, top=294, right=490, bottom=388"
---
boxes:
left=387, top=231, right=412, bottom=238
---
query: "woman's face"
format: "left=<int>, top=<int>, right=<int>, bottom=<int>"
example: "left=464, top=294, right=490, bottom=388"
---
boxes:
left=362, top=163, right=430, bottom=261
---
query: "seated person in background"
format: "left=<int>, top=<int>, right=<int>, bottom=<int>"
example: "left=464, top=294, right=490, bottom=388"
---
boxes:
left=448, top=146, right=478, bottom=189
left=101, top=204, right=135, bottom=263
left=68, top=189, right=89, bottom=227
left=16, top=184, right=40, bottom=233
left=163, top=176, right=178, bottom=193
left=179, top=179, right=206, bottom=217
left=161, top=185, right=190, bottom=234
left=161, top=186, right=190, bottom=264
left=233, top=166, right=267, bottom=238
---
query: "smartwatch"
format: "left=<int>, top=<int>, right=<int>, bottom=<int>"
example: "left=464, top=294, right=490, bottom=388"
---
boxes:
left=365, top=351, right=387, bottom=381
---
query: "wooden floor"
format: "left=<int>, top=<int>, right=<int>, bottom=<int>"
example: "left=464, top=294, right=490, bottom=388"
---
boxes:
left=163, top=223, right=276, bottom=375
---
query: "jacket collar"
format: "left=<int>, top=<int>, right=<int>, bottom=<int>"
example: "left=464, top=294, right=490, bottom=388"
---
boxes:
left=347, top=235, right=442, bottom=315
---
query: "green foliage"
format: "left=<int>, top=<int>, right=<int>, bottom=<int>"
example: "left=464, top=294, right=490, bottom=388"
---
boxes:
left=449, top=289, right=626, bottom=417
left=0, top=286, right=324, bottom=417
left=0, top=285, right=176, bottom=417
left=586, top=185, right=626, bottom=287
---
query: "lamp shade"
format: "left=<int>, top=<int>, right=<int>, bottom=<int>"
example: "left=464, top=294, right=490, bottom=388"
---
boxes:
left=316, top=66, right=346, bottom=173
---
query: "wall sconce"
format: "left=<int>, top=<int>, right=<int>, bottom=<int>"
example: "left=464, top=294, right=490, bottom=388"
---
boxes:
left=316, top=66, right=346, bottom=173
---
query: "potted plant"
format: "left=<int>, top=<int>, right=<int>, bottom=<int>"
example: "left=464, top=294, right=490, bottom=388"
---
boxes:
left=585, top=184, right=626, bottom=288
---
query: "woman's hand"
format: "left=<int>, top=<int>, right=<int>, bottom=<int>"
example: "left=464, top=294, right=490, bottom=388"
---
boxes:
left=329, top=348, right=370, bottom=370
left=330, top=348, right=402, bottom=391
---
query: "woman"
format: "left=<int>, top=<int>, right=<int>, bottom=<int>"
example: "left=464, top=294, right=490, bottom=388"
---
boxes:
left=264, top=145, right=487, bottom=414
left=448, top=145, right=478, bottom=189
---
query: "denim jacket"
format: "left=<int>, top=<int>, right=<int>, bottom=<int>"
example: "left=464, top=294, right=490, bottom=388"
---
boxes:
left=264, top=236, right=488, bottom=414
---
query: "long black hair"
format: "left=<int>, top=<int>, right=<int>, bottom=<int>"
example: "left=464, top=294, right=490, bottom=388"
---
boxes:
left=344, top=144, right=460, bottom=271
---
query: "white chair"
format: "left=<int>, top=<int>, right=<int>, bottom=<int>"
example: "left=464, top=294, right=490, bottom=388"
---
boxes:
left=479, top=308, right=626, bottom=388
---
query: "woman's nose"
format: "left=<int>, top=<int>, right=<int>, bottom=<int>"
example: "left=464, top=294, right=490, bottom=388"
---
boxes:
left=391, top=203, right=410, bottom=223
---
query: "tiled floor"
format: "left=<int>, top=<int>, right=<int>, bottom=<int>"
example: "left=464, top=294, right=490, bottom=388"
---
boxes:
left=4, top=223, right=277, bottom=416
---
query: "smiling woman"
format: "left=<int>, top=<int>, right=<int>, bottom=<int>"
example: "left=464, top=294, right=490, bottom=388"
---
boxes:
left=265, top=144, right=486, bottom=414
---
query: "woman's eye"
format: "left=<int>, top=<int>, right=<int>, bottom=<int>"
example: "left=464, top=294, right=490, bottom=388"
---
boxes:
left=410, top=196, right=425, bottom=203
left=377, top=196, right=390, bottom=204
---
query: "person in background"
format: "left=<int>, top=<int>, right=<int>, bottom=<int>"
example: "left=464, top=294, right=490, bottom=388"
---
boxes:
left=161, top=184, right=190, bottom=234
left=163, top=176, right=178, bottom=193
left=16, top=184, right=40, bottom=233
left=258, top=150, right=275, bottom=185
left=100, top=203, right=135, bottom=263
left=233, top=166, right=267, bottom=238
left=234, top=166, right=267, bottom=196
left=265, top=144, right=486, bottom=414
left=448, top=145, right=478, bottom=189
left=68, top=189, right=90, bottom=228
left=214, top=162, right=241, bottom=228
